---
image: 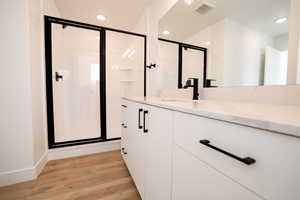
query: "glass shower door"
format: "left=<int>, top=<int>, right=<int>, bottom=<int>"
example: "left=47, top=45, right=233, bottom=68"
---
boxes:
left=182, top=47, right=206, bottom=88
left=106, top=30, right=145, bottom=139
left=51, top=23, right=102, bottom=144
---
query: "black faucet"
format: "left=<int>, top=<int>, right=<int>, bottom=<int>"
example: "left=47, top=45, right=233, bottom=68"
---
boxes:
left=183, top=78, right=199, bottom=100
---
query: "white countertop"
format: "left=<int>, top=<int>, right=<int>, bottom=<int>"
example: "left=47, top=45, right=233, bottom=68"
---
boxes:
left=123, top=96, right=300, bottom=138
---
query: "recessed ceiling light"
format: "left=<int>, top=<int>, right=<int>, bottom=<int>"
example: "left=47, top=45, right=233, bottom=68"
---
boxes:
left=96, top=15, right=106, bottom=21
left=184, top=0, right=194, bottom=5
left=163, top=30, right=170, bottom=35
left=275, top=17, right=287, bottom=24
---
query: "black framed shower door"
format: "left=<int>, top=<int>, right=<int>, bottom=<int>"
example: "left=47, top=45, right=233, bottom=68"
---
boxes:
left=45, top=16, right=147, bottom=149
left=158, top=38, right=207, bottom=88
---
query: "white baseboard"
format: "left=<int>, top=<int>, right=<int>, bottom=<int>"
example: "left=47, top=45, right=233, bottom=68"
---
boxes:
left=35, top=152, right=48, bottom=177
left=48, top=140, right=121, bottom=161
left=0, top=152, right=48, bottom=187
left=0, top=167, right=36, bottom=187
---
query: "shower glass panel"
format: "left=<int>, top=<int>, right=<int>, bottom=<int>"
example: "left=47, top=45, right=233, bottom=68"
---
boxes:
left=182, top=48, right=205, bottom=87
left=106, top=31, right=145, bottom=139
left=51, top=23, right=101, bottom=143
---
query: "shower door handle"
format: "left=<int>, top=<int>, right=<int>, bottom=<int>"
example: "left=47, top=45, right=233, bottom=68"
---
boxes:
left=55, top=72, right=63, bottom=82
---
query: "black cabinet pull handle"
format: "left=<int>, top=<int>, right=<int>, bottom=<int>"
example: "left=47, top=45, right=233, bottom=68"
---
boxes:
left=121, top=123, right=127, bottom=128
left=143, top=110, right=149, bottom=133
left=121, top=105, right=127, bottom=108
left=199, top=140, right=256, bottom=165
left=138, top=109, right=143, bottom=129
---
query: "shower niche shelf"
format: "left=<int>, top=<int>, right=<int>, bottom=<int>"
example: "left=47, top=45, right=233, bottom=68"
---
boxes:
left=120, top=80, right=135, bottom=83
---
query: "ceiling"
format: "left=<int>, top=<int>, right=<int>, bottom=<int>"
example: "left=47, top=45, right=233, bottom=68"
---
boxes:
left=159, top=0, right=291, bottom=41
left=54, top=0, right=152, bottom=31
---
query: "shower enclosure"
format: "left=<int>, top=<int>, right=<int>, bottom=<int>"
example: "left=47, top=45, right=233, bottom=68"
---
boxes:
left=45, top=16, right=146, bottom=148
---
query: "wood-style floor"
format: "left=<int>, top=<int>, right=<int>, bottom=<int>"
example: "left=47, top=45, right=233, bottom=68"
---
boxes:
left=0, top=151, right=141, bottom=200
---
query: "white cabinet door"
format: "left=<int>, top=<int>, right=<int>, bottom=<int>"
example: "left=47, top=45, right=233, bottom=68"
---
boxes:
left=125, top=102, right=147, bottom=199
left=122, top=101, right=174, bottom=200
left=144, top=105, right=173, bottom=200
left=173, top=145, right=262, bottom=200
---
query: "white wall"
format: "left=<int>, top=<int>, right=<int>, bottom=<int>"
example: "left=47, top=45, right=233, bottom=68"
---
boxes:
left=28, top=0, right=48, bottom=167
left=287, top=0, right=300, bottom=85
left=145, top=0, right=178, bottom=96
left=185, top=20, right=225, bottom=87
left=298, top=33, right=300, bottom=84
left=0, top=0, right=34, bottom=176
left=273, top=34, right=289, bottom=51
left=183, top=18, right=272, bottom=87
left=43, top=0, right=61, bottom=17
left=223, top=19, right=273, bottom=86
left=148, top=0, right=178, bottom=64
left=0, top=0, right=60, bottom=187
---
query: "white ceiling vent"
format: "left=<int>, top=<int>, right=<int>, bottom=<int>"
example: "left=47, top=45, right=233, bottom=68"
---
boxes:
left=195, top=2, right=216, bottom=15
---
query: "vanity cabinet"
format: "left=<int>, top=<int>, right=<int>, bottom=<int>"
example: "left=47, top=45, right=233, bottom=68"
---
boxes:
left=121, top=100, right=173, bottom=200
left=121, top=99, right=300, bottom=200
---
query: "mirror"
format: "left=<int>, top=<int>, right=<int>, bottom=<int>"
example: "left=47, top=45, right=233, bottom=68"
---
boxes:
left=159, top=0, right=292, bottom=88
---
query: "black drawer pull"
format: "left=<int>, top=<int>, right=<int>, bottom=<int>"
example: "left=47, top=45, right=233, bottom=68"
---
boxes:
left=143, top=110, right=149, bottom=133
left=138, top=109, right=143, bottom=129
left=199, top=140, right=256, bottom=165
left=121, top=105, right=127, bottom=108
